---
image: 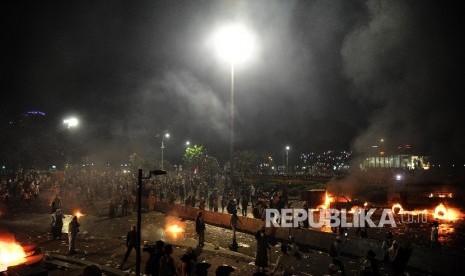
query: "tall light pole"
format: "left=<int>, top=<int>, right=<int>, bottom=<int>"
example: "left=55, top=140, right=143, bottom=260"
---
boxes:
left=286, top=146, right=290, bottom=173
left=136, top=169, right=166, bottom=276
left=212, top=23, right=256, bottom=185
left=161, top=133, right=170, bottom=170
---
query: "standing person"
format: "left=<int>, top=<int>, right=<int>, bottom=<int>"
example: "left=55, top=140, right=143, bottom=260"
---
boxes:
left=144, top=240, right=165, bottom=276
left=241, top=196, right=249, bottom=217
left=229, top=209, right=241, bottom=251
left=51, top=194, right=62, bottom=213
left=255, top=226, right=270, bottom=273
left=68, top=216, right=80, bottom=254
left=270, top=243, right=294, bottom=276
left=159, top=244, right=176, bottom=276
left=388, top=240, right=401, bottom=275
left=329, top=235, right=345, bottom=276
left=51, top=209, right=63, bottom=240
left=178, top=247, right=197, bottom=276
left=430, top=221, right=440, bottom=250
left=382, top=232, right=394, bottom=263
left=195, top=211, right=205, bottom=247
left=120, top=225, right=137, bottom=270
left=221, top=195, right=227, bottom=213
left=230, top=209, right=241, bottom=241
left=360, top=249, right=379, bottom=276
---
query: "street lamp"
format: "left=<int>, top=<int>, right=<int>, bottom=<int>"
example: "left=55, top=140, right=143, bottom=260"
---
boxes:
left=212, top=23, right=256, bottom=184
left=286, top=146, right=290, bottom=173
left=160, top=133, right=170, bottom=170
left=136, top=169, right=166, bottom=276
left=185, top=140, right=191, bottom=146
left=63, top=117, right=79, bottom=129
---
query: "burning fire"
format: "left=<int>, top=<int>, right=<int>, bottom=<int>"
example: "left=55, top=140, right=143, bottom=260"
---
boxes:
left=433, top=203, right=460, bottom=221
left=391, top=203, right=427, bottom=216
left=165, top=224, right=185, bottom=239
left=316, top=192, right=334, bottom=210
left=390, top=203, right=460, bottom=222
left=73, top=210, right=84, bottom=218
left=391, top=203, right=405, bottom=215
left=0, top=239, right=26, bottom=272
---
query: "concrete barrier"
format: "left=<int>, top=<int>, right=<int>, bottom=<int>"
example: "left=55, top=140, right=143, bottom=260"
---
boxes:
left=152, top=201, right=461, bottom=275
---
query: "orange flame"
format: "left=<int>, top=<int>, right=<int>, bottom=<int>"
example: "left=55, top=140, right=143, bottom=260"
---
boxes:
left=0, top=238, right=26, bottom=271
left=165, top=224, right=185, bottom=239
left=73, top=210, right=84, bottom=218
left=391, top=203, right=428, bottom=216
left=391, top=203, right=404, bottom=215
left=433, top=203, right=460, bottom=221
left=316, top=192, right=334, bottom=210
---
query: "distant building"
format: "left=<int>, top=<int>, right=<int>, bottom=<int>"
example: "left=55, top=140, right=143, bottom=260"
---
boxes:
left=360, top=154, right=430, bottom=170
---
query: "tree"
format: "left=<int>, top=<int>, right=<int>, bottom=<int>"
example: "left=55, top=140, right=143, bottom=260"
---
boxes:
left=234, top=150, right=260, bottom=177
left=183, top=145, right=219, bottom=181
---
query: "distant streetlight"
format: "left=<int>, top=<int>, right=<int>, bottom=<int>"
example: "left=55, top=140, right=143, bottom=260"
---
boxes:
left=63, top=117, right=79, bottom=129
left=286, top=146, right=290, bottom=172
left=212, top=23, right=256, bottom=184
left=161, top=133, right=170, bottom=170
left=185, top=141, right=191, bottom=146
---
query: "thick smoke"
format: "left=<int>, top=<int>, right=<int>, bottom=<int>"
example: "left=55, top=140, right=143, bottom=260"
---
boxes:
left=341, top=0, right=464, bottom=160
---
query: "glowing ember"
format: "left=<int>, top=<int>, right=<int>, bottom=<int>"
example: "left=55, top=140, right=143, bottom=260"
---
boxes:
left=0, top=239, right=26, bottom=272
left=74, top=211, right=84, bottom=218
left=391, top=203, right=404, bottom=215
left=433, top=203, right=460, bottom=221
left=363, top=202, right=368, bottom=207
left=165, top=224, right=185, bottom=239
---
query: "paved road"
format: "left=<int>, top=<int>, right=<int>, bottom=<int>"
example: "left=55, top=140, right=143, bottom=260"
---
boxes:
left=2, top=209, right=383, bottom=276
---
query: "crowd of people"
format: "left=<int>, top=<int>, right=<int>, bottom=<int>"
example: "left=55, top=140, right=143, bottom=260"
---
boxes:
left=2, top=167, right=443, bottom=276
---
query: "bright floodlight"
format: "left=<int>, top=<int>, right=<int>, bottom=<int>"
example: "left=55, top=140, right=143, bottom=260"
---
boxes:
left=63, top=117, right=79, bottom=128
left=286, top=146, right=290, bottom=151
left=165, top=133, right=170, bottom=139
left=212, top=23, right=256, bottom=65
left=186, top=141, right=190, bottom=146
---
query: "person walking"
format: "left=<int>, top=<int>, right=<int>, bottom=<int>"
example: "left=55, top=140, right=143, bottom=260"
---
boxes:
left=68, top=215, right=80, bottom=254
left=195, top=211, right=205, bottom=247
left=120, top=225, right=137, bottom=269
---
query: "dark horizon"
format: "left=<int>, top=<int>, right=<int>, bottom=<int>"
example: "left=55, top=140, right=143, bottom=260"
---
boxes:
left=2, top=1, right=464, bottom=167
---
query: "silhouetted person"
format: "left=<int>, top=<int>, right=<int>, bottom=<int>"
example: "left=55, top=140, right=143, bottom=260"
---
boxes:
left=120, top=225, right=137, bottom=269
left=68, top=216, right=80, bottom=254
left=195, top=211, right=205, bottom=247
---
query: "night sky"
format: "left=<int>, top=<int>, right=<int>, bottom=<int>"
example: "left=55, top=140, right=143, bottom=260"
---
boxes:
left=2, top=0, right=464, bottom=165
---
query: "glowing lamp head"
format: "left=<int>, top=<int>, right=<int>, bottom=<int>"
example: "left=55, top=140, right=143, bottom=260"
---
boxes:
left=63, top=117, right=79, bottom=128
left=212, top=23, right=256, bottom=65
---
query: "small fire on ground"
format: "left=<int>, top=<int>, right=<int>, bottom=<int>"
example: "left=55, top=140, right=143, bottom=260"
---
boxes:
left=391, top=203, right=461, bottom=222
left=165, top=224, right=185, bottom=239
left=0, top=237, right=26, bottom=272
